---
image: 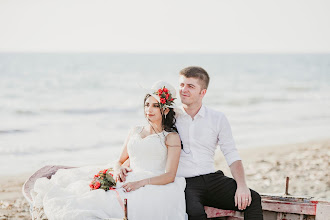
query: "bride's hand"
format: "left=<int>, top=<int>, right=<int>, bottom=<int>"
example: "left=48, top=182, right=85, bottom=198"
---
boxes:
left=115, top=166, right=132, bottom=182
left=122, top=180, right=145, bottom=192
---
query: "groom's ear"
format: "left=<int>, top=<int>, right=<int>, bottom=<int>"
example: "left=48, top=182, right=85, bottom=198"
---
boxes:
left=200, top=89, right=207, bottom=97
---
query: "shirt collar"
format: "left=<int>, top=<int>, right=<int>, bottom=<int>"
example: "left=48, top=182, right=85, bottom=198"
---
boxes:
left=195, top=105, right=205, bottom=118
left=180, top=104, right=205, bottom=119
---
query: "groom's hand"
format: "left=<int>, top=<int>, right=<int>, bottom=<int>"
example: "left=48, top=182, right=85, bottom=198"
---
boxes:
left=117, top=167, right=132, bottom=182
left=230, top=160, right=251, bottom=210
left=235, top=185, right=251, bottom=210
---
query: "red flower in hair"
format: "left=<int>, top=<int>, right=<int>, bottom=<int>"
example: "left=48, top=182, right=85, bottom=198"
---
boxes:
left=153, top=86, right=176, bottom=109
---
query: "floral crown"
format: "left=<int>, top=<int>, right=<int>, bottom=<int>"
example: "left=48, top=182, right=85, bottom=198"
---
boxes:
left=153, top=86, right=176, bottom=110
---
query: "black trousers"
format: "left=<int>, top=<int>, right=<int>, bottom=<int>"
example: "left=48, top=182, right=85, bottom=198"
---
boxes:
left=185, top=170, right=263, bottom=220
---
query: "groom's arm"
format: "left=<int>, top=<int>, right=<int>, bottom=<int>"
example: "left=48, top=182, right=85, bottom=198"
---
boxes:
left=217, top=114, right=251, bottom=210
left=230, top=161, right=251, bottom=211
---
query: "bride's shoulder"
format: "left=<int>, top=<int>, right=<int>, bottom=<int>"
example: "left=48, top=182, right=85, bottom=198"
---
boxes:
left=129, top=125, right=144, bottom=135
left=164, top=132, right=181, bottom=147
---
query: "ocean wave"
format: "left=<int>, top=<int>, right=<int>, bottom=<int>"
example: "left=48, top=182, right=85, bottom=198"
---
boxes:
left=15, top=110, right=39, bottom=115
left=284, top=86, right=313, bottom=92
left=0, top=129, right=28, bottom=134
left=0, top=141, right=121, bottom=155
left=208, top=97, right=290, bottom=107
left=61, top=107, right=136, bottom=115
left=10, top=107, right=137, bottom=116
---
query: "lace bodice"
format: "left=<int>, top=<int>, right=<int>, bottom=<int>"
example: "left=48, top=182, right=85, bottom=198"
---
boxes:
left=127, top=126, right=169, bottom=173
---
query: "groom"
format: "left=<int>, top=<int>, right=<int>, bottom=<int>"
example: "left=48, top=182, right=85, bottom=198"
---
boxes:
left=175, top=66, right=263, bottom=220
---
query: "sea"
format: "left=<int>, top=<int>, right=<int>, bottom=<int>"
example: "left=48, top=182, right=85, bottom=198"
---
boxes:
left=0, top=53, right=329, bottom=175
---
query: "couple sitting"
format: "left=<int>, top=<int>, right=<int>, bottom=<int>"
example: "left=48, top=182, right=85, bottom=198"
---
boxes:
left=32, top=66, right=263, bottom=220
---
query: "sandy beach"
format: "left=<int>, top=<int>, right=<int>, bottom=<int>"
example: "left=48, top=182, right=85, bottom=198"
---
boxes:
left=1, top=139, right=329, bottom=219
left=215, top=138, right=330, bottom=200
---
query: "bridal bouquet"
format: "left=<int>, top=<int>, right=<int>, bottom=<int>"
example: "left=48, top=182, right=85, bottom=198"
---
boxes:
left=89, top=168, right=116, bottom=191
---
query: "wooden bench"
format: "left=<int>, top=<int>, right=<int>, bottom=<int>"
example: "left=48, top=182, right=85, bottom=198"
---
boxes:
left=205, top=194, right=330, bottom=220
left=205, top=206, right=243, bottom=219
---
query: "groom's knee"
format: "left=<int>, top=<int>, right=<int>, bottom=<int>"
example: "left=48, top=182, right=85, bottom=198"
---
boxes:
left=249, top=189, right=262, bottom=209
left=244, top=190, right=263, bottom=219
left=185, top=202, right=207, bottom=219
left=187, top=213, right=207, bottom=220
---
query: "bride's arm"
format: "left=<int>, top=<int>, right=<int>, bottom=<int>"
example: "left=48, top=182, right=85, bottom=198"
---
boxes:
left=122, top=132, right=181, bottom=191
left=147, top=132, right=181, bottom=185
left=114, top=129, right=133, bottom=182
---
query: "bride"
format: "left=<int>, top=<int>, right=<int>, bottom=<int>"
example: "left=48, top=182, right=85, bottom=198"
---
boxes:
left=31, top=81, right=186, bottom=220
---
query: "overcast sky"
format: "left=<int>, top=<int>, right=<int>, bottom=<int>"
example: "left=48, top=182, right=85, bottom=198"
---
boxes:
left=1, top=0, right=330, bottom=53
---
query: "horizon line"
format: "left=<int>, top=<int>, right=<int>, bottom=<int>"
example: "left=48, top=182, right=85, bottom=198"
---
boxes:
left=1, top=51, right=330, bottom=55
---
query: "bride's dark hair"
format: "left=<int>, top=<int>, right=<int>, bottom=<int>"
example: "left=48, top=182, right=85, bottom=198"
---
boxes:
left=144, top=94, right=178, bottom=133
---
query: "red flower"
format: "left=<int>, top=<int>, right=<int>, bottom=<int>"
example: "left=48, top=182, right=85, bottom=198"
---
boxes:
left=163, top=88, right=169, bottom=93
left=109, top=173, right=113, bottom=177
left=94, top=181, right=101, bottom=189
left=89, top=183, right=94, bottom=189
left=160, top=98, right=166, bottom=104
left=170, top=98, right=174, bottom=101
left=165, top=93, right=169, bottom=99
left=158, top=89, right=163, bottom=95
left=94, top=174, right=99, bottom=178
left=103, top=169, right=107, bottom=174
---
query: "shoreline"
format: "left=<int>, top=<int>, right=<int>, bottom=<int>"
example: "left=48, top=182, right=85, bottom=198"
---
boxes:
left=1, top=138, right=329, bottom=219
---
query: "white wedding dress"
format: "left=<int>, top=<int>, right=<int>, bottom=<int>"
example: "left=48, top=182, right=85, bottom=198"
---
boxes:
left=32, top=127, right=187, bottom=220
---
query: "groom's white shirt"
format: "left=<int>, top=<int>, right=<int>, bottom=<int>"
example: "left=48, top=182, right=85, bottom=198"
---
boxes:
left=175, top=105, right=241, bottom=178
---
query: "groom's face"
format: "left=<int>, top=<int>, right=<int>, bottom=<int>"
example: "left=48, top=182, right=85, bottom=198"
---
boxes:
left=179, top=76, right=205, bottom=105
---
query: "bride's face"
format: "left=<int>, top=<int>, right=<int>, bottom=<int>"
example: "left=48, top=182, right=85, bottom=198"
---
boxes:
left=144, top=96, right=162, bottom=122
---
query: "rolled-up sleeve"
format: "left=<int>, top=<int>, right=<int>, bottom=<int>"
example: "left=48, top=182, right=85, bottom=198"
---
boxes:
left=217, top=114, right=241, bottom=166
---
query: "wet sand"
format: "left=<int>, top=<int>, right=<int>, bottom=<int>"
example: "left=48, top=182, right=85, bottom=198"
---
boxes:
left=0, top=174, right=31, bottom=219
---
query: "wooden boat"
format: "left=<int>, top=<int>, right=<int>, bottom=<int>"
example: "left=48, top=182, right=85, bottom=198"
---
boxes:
left=205, top=194, right=330, bottom=220
left=23, top=166, right=330, bottom=220
left=205, top=177, right=330, bottom=219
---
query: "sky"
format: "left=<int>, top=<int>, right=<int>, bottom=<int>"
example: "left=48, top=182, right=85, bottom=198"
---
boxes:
left=0, top=0, right=330, bottom=53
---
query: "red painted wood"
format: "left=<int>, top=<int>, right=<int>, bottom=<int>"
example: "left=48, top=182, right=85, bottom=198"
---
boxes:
left=262, top=199, right=317, bottom=215
left=204, top=195, right=325, bottom=218
left=205, top=206, right=244, bottom=218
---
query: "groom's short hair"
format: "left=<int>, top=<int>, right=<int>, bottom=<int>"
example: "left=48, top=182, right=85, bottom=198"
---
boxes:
left=179, top=66, right=210, bottom=90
